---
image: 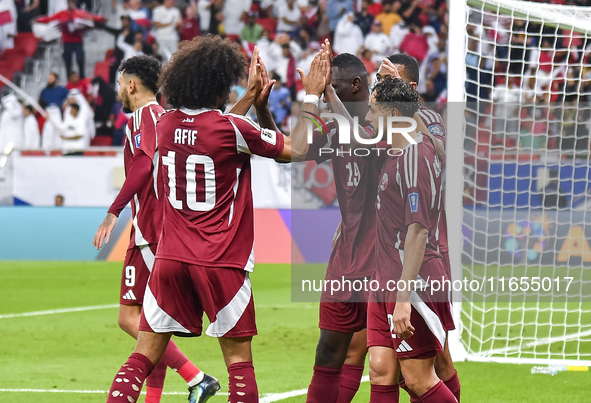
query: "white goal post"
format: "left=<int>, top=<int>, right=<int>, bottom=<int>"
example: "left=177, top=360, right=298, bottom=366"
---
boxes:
left=447, top=0, right=591, bottom=365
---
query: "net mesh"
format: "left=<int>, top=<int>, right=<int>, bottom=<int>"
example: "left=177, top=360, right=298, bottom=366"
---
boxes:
left=459, top=0, right=591, bottom=364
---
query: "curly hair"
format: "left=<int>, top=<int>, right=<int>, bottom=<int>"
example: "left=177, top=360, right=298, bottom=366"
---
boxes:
left=372, top=77, right=421, bottom=117
left=159, top=35, right=247, bottom=109
left=119, top=55, right=161, bottom=95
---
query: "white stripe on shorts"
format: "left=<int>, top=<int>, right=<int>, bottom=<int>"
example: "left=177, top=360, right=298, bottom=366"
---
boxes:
left=206, top=274, right=252, bottom=337
left=143, top=284, right=190, bottom=334
left=140, top=244, right=155, bottom=272
left=410, top=290, right=446, bottom=349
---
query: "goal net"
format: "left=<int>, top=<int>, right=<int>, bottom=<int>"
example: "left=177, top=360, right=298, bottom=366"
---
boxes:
left=447, top=0, right=591, bottom=365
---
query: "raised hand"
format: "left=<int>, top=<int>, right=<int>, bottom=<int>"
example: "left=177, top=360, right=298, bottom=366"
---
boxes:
left=254, top=55, right=276, bottom=108
left=377, top=58, right=402, bottom=82
left=321, top=39, right=333, bottom=86
left=247, top=46, right=264, bottom=98
left=296, top=50, right=327, bottom=97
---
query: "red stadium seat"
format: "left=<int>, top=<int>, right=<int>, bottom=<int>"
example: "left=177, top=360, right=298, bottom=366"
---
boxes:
left=0, top=49, right=27, bottom=71
left=90, top=135, right=113, bottom=146
left=105, top=48, right=115, bottom=61
left=94, top=61, right=111, bottom=83
left=20, top=150, right=46, bottom=156
left=13, top=33, right=39, bottom=58
left=226, top=34, right=240, bottom=43
left=49, top=150, right=63, bottom=156
left=257, top=18, right=277, bottom=34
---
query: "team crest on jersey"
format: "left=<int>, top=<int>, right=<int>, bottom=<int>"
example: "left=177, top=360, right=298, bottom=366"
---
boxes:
left=134, top=132, right=141, bottom=148
left=380, top=173, right=388, bottom=191
left=261, top=128, right=277, bottom=145
left=409, top=192, right=419, bottom=213
left=428, top=124, right=442, bottom=136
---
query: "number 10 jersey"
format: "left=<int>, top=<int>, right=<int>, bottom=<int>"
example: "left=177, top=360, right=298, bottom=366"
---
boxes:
left=155, top=108, right=285, bottom=271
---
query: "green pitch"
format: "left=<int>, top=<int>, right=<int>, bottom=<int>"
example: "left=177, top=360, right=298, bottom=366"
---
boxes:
left=0, top=261, right=590, bottom=402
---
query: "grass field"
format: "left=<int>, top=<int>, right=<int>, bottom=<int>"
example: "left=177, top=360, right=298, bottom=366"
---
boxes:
left=1, top=261, right=591, bottom=402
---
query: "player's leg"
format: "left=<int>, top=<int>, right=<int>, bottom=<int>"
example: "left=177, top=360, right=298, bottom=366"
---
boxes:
left=366, top=294, right=400, bottom=402
left=337, top=329, right=368, bottom=403
left=306, top=328, right=353, bottom=403
left=218, top=336, right=258, bottom=403
left=368, top=346, right=400, bottom=402
left=120, top=247, right=213, bottom=401
left=399, top=357, right=457, bottom=403
left=434, top=338, right=461, bottom=402
left=105, top=331, right=171, bottom=403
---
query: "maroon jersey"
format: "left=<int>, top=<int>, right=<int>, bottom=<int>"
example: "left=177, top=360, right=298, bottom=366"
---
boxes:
left=156, top=109, right=285, bottom=270
left=123, top=101, right=164, bottom=247
left=375, top=133, right=443, bottom=282
left=308, top=119, right=380, bottom=278
left=417, top=106, right=448, bottom=254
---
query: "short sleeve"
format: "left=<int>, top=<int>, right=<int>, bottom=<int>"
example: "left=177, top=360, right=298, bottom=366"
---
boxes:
left=417, top=108, right=446, bottom=146
left=227, top=113, right=285, bottom=160
left=135, top=106, right=158, bottom=158
left=402, top=144, right=435, bottom=230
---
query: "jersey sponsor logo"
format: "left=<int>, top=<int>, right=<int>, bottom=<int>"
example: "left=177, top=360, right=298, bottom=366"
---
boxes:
left=409, top=192, right=419, bottom=213
left=380, top=173, right=389, bottom=191
left=134, top=132, right=141, bottom=148
left=182, top=117, right=194, bottom=123
left=428, top=124, right=443, bottom=136
left=261, top=128, right=277, bottom=145
left=122, top=290, right=137, bottom=300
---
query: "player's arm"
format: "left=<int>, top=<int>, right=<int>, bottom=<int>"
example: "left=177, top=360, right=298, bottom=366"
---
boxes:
left=276, top=50, right=327, bottom=162
left=414, top=115, right=445, bottom=160
left=229, top=47, right=265, bottom=117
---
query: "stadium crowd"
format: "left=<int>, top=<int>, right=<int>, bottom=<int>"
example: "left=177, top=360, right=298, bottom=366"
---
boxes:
left=465, top=6, right=591, bottom=158
left=0, top=0, right=450, bottom=153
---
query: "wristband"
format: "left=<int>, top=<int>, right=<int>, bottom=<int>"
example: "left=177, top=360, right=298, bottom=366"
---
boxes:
left=303, top=94, right=320, bottom=107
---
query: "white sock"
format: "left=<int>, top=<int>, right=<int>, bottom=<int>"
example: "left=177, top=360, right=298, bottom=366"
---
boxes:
left=188, top=370, right=204, bottom=387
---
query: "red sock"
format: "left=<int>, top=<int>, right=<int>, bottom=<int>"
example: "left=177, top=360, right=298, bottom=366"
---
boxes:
left=159, top=340, right=202, bottom=383
left=419, top=380, right=457, bottom=403
left=337, top=364, right=364, bottom=403
left=399, top=380, right=420, bottom=403
left=369, top=384, right=399, bottom=403
left=144, top=360, right=167, bottom=403
left=106, top=353, right=154, bottom=403
left=227, top=361, right=258, bottom=403
left=443, top=371, right=461, bottom=402
left=306, top=365, right=342, bottom=403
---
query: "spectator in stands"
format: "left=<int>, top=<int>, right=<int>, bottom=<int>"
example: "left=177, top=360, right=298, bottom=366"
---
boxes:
left=116, top=29, right=145, bottom=61
left=268, top=73, right=291, bottom=125
left=17, top=0, right=40, bottom=32
left=360, top=48, right=376, bottom=75
left=197, top=0, right=211, bottom=34
left=399, top=20, right=428, bottom=63
left=375, top=0, right=401, bottom=36
left=420, top=31, right=447, bottom=96
left=0, top=0, right=17, bottom=53
left=241, top=11, right=263, bottom=44
left=206, top=0, right=224, bottom=36
left=110, top=96, right=128, bottom=146
left=41, top=104, right=63, bottom=150
left=421, top=79, right=438, bottom=103
left=268, top=33, right=301, bottom=100
left=326, top=0, right=353, bottom=43
left=297, top=41, right=320, bottom=76
left=48, top=0, right=68, bottom=15
left=492, top=74, right=521, bottom=138
left=364, top=20, right=391, bottom=64
left=65, top=71, right=89, bottom=98
left=333, top=12, right=363, bottom=56
left=22, top=105, right=41, bottom=149
left=277, top=0, right=302, bottom=36
left=223, top=0, right=251, bottom=37
left=398, top=0, right=421, bottom=24
left=55, top=194, right=64, bottom=206
left=90, top=76, right=115, bottom=138
left=36, top=0, right=105, bottom=79
left=354, top=0, right=374, bottom=36
left=224, top=89, right=239, bottom=113
left=39, top=72, right=69, bottom=108
left=126, top=0, right=151, bottom=33
left=180, top=3, right=200, bottom=42
left=0, top=93, right=23, bottom=153
left=60, top=101, right=87, bottom=155
left=152, top=0, right=181, bottom=60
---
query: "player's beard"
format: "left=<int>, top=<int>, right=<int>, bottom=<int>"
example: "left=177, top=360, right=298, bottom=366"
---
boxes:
left=121, top=89, right=132, bottom=113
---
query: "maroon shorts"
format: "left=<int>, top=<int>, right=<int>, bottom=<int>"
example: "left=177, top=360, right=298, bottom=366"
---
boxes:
left=120, top=244, right=157, bottom=305
left=139, top=258, right=257, bottom=338
left=319, top=272, right=369, bottom=333
left=367, top=289, right=452, bottom=359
